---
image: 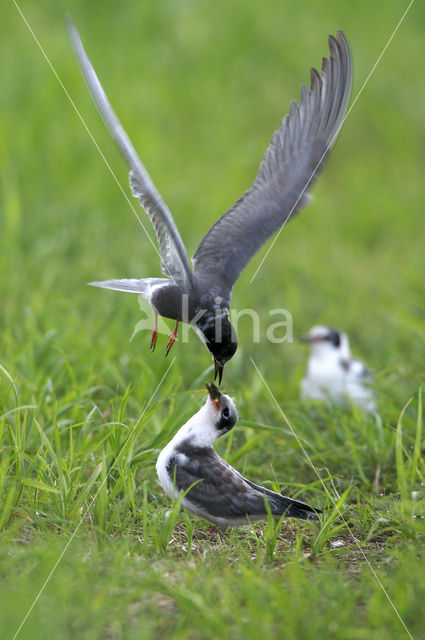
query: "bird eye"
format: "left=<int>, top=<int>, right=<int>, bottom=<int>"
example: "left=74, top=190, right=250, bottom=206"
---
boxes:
left=222, top=407, right=230, bottom=418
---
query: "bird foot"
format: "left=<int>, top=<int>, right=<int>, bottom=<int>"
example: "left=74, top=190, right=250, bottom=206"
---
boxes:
left=165, top=320, right=179, bottom=357
left=150, top=328, right=158, bottom=352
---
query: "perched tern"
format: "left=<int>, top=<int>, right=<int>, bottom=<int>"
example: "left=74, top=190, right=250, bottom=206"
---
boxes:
left=156, top=383, right=321, bottom=528
left=69, top=19, right=352, bottom=383
left=300, top=326, right=376, bottom=411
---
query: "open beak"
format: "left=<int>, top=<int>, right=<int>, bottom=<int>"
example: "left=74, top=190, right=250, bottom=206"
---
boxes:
left=214, top=359, right=224, bottom=385
left=206, top=382, right=222, bottom=411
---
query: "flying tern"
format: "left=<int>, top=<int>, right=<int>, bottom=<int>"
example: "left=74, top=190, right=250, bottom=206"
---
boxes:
left=69, top=20, right=352, bottom=382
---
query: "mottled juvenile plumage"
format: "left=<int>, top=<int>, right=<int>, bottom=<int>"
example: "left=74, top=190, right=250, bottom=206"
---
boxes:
left=156, top=384, right=321, bottom=528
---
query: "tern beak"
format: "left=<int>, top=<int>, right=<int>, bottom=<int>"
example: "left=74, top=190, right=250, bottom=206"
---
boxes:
left=298, top=333, right=324, bottom=344
left=206, top=382, right=222, bottom=411
left=214, top=359, right=224, bottom=385
left=298, top=333, right=313, bottom=343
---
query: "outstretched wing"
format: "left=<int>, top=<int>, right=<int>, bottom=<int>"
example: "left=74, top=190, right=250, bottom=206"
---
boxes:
left=192, top=32, right=352, bottom=289
left=68, top=17, right=193, bottom=291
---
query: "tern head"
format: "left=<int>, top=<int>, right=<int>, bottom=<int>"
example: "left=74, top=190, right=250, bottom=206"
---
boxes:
left=299, top=326, right=350, bottom=358
left=197, top=316, right=238, bottom=384
left=205, top=383, right=238, bottom=436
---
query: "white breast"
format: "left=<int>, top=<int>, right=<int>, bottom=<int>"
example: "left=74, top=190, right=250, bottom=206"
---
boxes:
left=156, top=445, right=178, bottom=500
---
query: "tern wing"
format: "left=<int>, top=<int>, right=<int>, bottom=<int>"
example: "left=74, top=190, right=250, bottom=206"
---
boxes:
left=172, top=450, right=318, bottom=520
left=173, top=451, right=275, bottom=517
left=349, top=358, right=373, bottom=380
left=68, top=18, right=193, bottom=291
left=192, top=32, right=352, bottom=290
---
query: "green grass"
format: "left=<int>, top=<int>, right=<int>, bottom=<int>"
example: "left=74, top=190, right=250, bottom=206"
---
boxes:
left=1, top=0, right=425, bottom=638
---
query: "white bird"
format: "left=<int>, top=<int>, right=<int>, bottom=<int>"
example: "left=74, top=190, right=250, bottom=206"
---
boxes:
left=300, top=326, right=376, bottom=411
left=156, top=383, right=321, bottom=528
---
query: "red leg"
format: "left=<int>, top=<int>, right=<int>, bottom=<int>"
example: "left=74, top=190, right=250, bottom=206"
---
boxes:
left=150, top=313, right=158, bottom=352
left=165, top=320, right=179, bottom=357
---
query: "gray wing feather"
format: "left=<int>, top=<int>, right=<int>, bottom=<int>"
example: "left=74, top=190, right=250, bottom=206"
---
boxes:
left=240, top=477, right=320, bottom=519
left=68, top=17, right=193, bottom=291
left=192, top=32, right=352, bottom=289
left=173, top=450, right=292, bottom=518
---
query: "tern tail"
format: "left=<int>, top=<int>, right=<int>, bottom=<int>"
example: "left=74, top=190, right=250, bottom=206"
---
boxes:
left=281, top=496, right=322, bottom=521
left=89, top=277, right=168, bottom=294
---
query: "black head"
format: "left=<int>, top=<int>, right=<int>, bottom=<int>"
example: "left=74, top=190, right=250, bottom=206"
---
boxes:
left=198, top=316, right=238, bottom=384
left=206, top=383, right=238, bottom=436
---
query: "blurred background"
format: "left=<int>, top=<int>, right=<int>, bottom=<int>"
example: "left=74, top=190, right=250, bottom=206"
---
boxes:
left=1, top=0, right=424, bottom=418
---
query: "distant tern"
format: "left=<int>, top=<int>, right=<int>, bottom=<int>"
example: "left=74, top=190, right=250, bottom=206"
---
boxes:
left=156, top=383, right=321, bottom=527
left=300, top=326, right=376, bottom=411
left=69, top=20, right=352, bottom=382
